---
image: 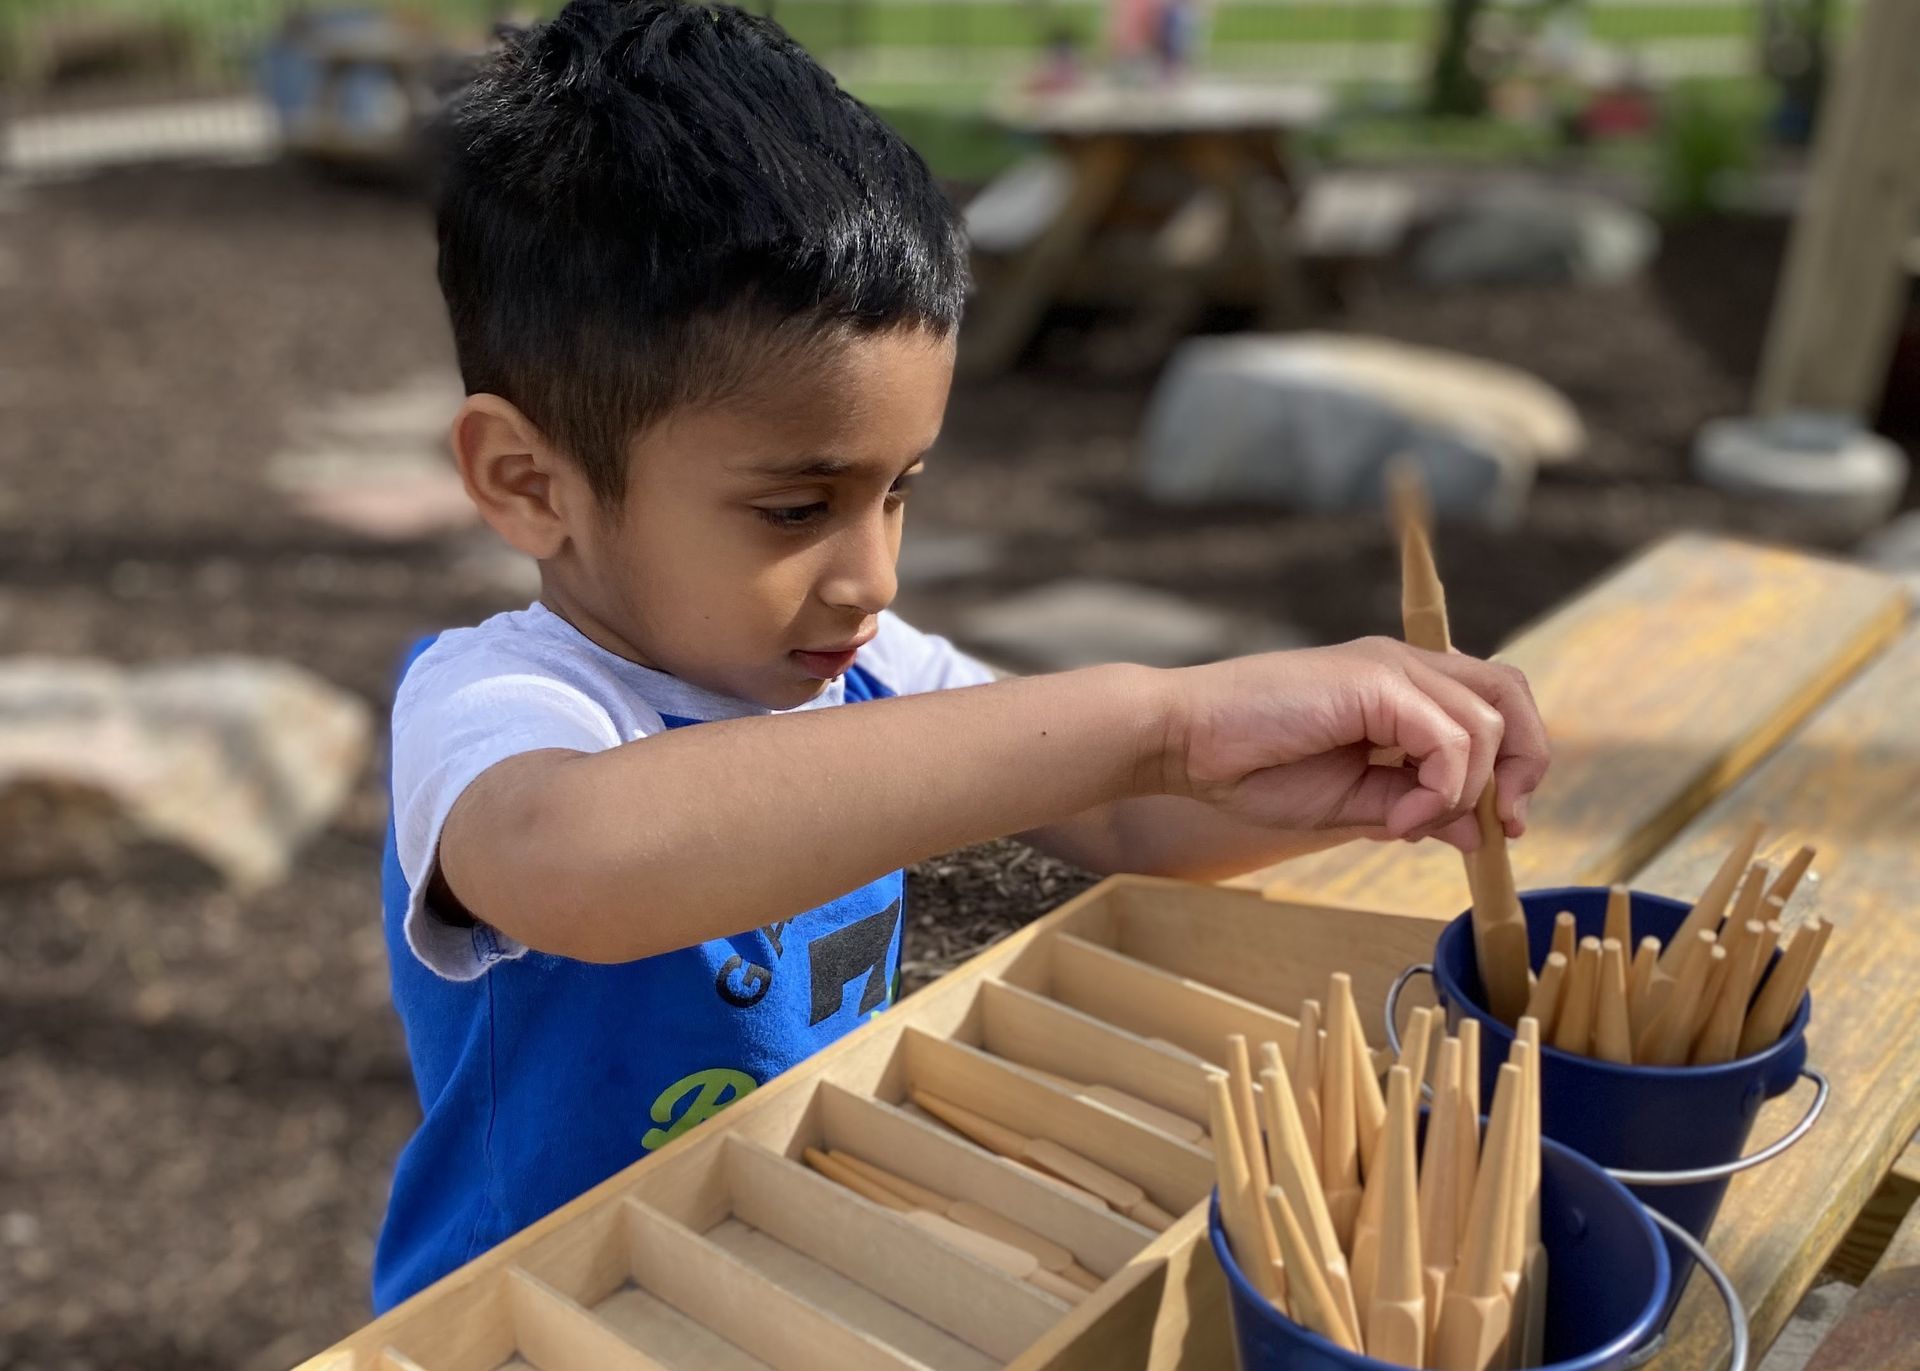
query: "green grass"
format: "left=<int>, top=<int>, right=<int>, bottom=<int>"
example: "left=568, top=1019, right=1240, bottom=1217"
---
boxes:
left=2, top=0, right=1781, bottom=69
left=776, top=1, right=1769, bottom=53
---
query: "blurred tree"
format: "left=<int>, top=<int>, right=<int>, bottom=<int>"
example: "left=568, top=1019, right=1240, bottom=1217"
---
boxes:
left=1427, top=0, right=1487, bottom=116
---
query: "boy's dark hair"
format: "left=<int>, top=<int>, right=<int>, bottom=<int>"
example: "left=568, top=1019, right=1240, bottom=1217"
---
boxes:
left=437, top=0, right=970, bottom=502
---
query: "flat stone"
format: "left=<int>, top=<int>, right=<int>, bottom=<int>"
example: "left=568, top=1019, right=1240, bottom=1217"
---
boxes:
left=3, top=97, right=276, bottom=180
left=292, top=371, right=463, bottom=449
left=954, top=579, right=1298, bottom=671
left=1413, top=188, right=1660, bottom=287
left=0, top=656, right=370, bottom=890
left=896, top=529, right=1005, bottom=588
left=269, top=372, right=475, bottom=540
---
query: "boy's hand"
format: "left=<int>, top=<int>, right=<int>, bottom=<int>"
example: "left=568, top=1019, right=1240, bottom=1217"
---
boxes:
left=1168, top=639, right=1548, bottom=853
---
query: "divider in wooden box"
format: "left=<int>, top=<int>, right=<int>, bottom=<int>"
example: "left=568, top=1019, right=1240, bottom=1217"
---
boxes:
left=806, top=1081, right=1150, bottom=1280
left=969, top=979, right=1220, bottom=1143
left=1088, top=880, right=1441, bottom=1039
left=894, top=1027, right=1215, bottom=1228
left=996, top=929, right=1305, bottom=1069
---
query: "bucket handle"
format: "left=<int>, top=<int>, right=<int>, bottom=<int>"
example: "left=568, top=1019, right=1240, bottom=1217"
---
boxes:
left=1383, top=962, right=1440, bottom=1099
left=1624, top=1208, right=1750, bottom=1371
left=1606, top=1069, right=1829, bottom=1187
left=1384, top=964, right=1831, bottom=1185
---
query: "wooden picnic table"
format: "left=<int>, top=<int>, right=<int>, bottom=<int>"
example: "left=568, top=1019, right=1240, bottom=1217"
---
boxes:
left=1229, top=532, right=1919, bottom=1371
left=962, top=80, right=1330, bottom=375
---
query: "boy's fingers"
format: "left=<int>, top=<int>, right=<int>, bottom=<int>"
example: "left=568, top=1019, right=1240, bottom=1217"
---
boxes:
left=1425, top=810, right=1485, bottom=853
left=1410, top=652, right=1550, bottom=804
left=1401, top=658, right=1504, bottom=820
left=1363, top=669, right=1473, bottom=819
left=1314, top=760, right=1429, bottom=835
left=1495, top=756, right=1544, bottom=833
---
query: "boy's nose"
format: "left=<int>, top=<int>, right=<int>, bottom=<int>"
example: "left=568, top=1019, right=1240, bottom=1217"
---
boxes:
left=820, top=514, right=898, bottom=615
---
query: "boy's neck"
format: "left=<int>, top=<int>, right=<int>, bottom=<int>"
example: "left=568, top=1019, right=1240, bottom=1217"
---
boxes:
left=536, top=569, right=662, bottom=676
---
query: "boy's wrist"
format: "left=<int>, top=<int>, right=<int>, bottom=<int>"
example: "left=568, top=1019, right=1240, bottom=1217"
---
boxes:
left=1113, top=663, right=1187, bottom=801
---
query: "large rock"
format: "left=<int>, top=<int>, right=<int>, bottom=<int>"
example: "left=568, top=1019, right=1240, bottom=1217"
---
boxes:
left=1413, top=189, right=1659, bottom=288
left=955, top=579, right=1300, bottom=671
left=1695, top=412, right=1910, bottom=537
left=1139, top=333, right=1583, bottom=522
left=0, top=657, right=369, bottom=889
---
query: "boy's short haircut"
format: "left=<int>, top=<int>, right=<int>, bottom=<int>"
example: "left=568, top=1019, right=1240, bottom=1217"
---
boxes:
left=436, top=0, right=971, bottom=503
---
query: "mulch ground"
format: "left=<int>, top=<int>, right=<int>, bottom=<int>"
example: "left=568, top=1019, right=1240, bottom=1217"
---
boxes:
left=1, top=157, right=1909, bottom=1370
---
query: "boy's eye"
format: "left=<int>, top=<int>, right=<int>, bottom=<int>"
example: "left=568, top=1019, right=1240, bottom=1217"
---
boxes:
left=756, top=503, right=828, bottom=530
left=887, top=471, right=920, bottom=506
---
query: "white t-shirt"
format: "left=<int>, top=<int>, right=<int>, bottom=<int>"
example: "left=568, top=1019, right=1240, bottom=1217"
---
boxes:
left=390, top=602, right=995, bottom=980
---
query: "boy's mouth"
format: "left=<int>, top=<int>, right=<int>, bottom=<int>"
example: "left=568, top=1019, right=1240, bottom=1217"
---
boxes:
left=791, top=631, right=874, bottom=680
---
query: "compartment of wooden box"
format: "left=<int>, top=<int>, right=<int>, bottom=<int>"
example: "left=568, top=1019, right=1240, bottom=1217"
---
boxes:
left=369, top=1128, right=1078, bottom=1371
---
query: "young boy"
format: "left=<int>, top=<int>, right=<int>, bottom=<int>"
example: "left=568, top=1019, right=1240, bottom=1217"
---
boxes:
left=376, top=0, right=1549, bottom=1312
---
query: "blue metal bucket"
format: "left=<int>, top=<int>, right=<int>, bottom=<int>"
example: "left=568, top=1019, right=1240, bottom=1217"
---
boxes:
left=1210, top=1129, right=1684, bottom=1370
left=1393, top=886, right=1827, bottom=1339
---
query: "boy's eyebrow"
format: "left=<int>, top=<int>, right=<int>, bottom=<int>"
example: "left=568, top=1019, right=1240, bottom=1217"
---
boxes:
left=744, top=456, right=855, bottom=478
left=739, top=452, right=929, bottom=479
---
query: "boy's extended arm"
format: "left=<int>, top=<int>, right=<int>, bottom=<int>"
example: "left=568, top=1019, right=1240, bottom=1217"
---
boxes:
left=438, top=640, right=1546, bottom=963
left=1018, top=795, right=1369, bottom=884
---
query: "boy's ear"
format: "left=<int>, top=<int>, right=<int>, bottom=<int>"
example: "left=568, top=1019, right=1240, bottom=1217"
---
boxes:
left=449, top=394, right=583, bottom=559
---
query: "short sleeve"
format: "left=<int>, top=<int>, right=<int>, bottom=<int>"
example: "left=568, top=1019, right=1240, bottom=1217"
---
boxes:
left=859, top=611, right=1000, bottom=695
left=391, top=653, right=641, bottom=980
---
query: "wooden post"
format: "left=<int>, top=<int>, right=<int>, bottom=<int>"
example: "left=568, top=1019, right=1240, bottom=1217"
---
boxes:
left=1755, top=0, right=1920, bottom=418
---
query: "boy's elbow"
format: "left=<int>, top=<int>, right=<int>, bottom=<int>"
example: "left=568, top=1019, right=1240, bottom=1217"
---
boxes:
left=444, top=759, right=654, bottom=963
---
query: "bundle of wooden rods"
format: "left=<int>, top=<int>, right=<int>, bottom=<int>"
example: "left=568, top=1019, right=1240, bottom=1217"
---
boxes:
left=1524, top=827, right=1833, bottom=1065
left=1211, top=977, right=1548, bottom=1370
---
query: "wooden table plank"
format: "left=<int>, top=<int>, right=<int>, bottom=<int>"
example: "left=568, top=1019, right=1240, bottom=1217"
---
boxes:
left=1632, top=628, right=1920, bottom=1371
left=1233, top=534, right=1907, bottom=918
left=1803, top=1189, right=1920, bottom=1371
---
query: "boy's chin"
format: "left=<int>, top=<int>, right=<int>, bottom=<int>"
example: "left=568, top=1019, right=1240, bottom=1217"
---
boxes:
left=749, top=666, right=834, bottom=711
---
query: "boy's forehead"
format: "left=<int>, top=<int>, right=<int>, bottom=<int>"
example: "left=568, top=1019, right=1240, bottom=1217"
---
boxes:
left=671, top=330, right=953, bottom=475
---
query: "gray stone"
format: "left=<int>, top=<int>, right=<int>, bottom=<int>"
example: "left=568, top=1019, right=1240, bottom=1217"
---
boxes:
left=1139, top=333, right=1581, bottom=523
left=1695, top=412, right=1910, bottom=537
left=0, top=656, right=369, bottom=889
left=896, top=529, right=1005, bottom=588
left=954, top=579, right=1299, bottom=671
left=1413, top=189, right=1660, bottom=288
